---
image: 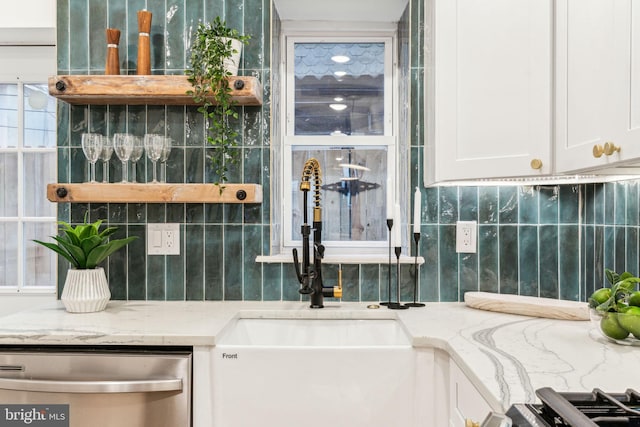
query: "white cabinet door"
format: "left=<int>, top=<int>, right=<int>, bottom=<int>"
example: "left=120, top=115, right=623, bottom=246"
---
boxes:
left=556, top=0, right=640, bottom=172
left=426, top=0, right=552, bottom=184
left=449, top=359, right=493, bottom=427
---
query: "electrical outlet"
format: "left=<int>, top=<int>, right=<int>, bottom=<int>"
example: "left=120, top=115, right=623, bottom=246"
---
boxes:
left=147, top=224, right=180, bottom=255
left=456, top=220, right=477, bottom=253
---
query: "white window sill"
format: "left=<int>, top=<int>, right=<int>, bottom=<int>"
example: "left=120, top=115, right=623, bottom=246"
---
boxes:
left=256, top=253, right=425, bottom=265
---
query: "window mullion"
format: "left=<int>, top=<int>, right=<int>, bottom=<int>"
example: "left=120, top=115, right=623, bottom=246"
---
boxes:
left=16, top=80, right=24, bottom=292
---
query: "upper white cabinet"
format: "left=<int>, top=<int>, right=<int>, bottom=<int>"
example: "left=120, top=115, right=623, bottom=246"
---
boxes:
left=555, top=0, right=640, bottom=173
left=425, top=0, right=553, bottom=185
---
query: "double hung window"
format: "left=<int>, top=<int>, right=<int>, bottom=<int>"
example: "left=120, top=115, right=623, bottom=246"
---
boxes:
left=281, top=32, right=397, bottom=255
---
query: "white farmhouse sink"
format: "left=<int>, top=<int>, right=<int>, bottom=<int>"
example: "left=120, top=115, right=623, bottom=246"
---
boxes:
left=217, top=317, right=411, bottom=346
left=212, top=317, right=426, bottom=427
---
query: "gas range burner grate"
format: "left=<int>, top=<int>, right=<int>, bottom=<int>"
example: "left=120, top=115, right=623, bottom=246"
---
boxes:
left=507, top=387, right=640, bottom=426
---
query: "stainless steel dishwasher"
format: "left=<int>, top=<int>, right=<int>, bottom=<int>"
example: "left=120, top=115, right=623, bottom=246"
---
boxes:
left=0, top=346, right=192, bottom=427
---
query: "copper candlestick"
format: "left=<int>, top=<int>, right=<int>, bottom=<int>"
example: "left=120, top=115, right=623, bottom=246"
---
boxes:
left=136, top=10, right=152, bottom=75
left=105, top=28, right=121, bottom=75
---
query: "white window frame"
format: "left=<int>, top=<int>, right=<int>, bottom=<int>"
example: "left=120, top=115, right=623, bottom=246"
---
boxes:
left=279, top=26, right=399, bottom=256
left=0, top=45, right=57, bottom=294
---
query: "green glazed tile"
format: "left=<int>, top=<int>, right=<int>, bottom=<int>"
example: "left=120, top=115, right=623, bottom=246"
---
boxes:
left=224, top=225, right=243, bottom=300
left=439, top=187, right=458, bottom=225
left=539, top=225, right=559, bottom=298
left=459, top=186, right=478, bottom=221
left=458, top=252, right=478, bottom=299
left=518, top=187, right=538, bottom=224
left=166, top=242, right=185, bottom=301
left=615, top=182, right=627, bottom=226
left=57, top=0, right=70, bottom=72
left=204, top=224, right=223, bottom=300
left=625, top=227, right=638, bottom=277
left=185, top=224, right=205, bottom=300
left=340, top=264, right=360, bottom=302
left=89, top=0, right=108, bottom=72
left=243, top=225, right=263, bottom=301
left=539, top=185, right=559, bottom=224
left=559, top=185, right=580, bottom=224
left=419, top=225, right=439, bottom=301
left=478, top=187, right=498, bottom=224
left=360, top=264, right=380, bottom=302
left=146, top=254, right=165, bottom=300
left=438, top=225, right=458, bottom=301
left=626, top=181, right=639, bottom=226
left=498, top=225, right=518, bottom=294
left=69, top=0, right=89, bottom=71
left=498, top=187, right=518, bottom=224
left=478, top=225, right=498, bottom=293
left=518, top=225, right=538, bottom=296
left=604, top=183, right=615, bottom=225
left=127, top=224, right=147, bottom=299
left=559, top=225, right=579, bottom=301
left=614, top=226, right=626, bottom=274
left=263, top=263, right=282, bottom=301
left=583, top=225, right=595, bottom=298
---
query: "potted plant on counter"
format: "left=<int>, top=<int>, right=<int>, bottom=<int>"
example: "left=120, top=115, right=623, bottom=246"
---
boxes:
left=34, top=214, right=137, bottom=313
left=185, top=16, right=250, bottom=191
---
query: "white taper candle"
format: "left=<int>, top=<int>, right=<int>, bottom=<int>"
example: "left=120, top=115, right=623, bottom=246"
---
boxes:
left=413, top=186, right=421, bottom=234
left=386, top=177, right=393, bottom=219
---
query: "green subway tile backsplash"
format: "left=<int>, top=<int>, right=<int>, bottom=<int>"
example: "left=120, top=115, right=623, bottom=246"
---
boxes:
left=56, top=1, right=640, bottom=305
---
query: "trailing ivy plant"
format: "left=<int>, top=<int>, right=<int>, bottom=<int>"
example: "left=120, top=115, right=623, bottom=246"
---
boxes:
left=185, top=16, right=250, bottom=190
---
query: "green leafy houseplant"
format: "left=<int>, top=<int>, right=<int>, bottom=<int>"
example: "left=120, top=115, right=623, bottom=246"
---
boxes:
left=185, top=16, right=250, bottom=190
left=34, top=215, right=137, bottom=270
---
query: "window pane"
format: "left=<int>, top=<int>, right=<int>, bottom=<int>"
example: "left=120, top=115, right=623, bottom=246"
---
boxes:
left=24, top=222, right=57, bottom=287
left=294, top=43, right=385, bottom=136
left=23, top=84, right=57, bottom=148
left=0, top=153, right=18, bottom=216
left=0, top=222, right=18, bottom=287
left=0, top=84, right=18, bottom=148
left=291, top=146, right=388, bottom=243
left=23, top=152, right=56, bottom=217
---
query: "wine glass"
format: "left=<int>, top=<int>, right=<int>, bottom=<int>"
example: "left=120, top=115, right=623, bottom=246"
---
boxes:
left=129, top=136, right=144, bottom=183
left=81, top=133, right=103, bottom=183
left=144, top=134, right=164, bottom=183
left=99, top=135, right=113, bottom=183
left=159, top=137, right=172, bottom=183
left=113, top=133, right=134, bottom=183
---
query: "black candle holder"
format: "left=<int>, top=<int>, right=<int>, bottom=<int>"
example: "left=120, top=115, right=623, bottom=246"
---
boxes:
left=405, top=232, right=425, bottom=307
left=388, top=246, right=408, bottom=310
left=380, top=218, right=393, bottom=306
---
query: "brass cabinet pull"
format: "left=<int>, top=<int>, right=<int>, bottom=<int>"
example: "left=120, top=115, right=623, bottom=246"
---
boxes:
left=465, top=419, right=480, bottom=427
left=593, top=144, right=605, bottom=158
left=603, top=142, right=621, bottom=156
left=530, top=158, right=543, bottom=170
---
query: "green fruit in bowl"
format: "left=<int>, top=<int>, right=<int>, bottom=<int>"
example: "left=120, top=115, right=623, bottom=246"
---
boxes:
left=617, top=306, right=640, bottom=338
left=589, top=287, right=612, bottom=307
left=600, top=312, right=630, bottom=340
left=629, top=291, right=640, bottom=307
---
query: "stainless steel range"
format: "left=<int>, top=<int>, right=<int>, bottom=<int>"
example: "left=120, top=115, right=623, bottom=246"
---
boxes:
left=506, top=387, right=640, bottom=426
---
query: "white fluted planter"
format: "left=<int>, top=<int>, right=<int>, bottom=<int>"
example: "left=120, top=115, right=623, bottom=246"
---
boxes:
left=61, top=267, right=111, bottom=313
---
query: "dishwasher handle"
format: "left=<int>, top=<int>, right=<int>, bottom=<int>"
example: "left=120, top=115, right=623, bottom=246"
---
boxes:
left=0, top=377, right=183, bottom=394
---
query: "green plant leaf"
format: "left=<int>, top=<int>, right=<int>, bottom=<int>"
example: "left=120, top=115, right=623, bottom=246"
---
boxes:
left=85, top=236, right=138, bottom=268
left=53, top=236, right=86, bottom=268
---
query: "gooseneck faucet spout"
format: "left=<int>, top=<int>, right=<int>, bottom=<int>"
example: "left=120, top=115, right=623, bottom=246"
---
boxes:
left=292, top=158, right=342, bottom=308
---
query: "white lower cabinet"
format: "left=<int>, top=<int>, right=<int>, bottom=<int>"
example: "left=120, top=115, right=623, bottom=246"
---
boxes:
left=433, top=350, right=494, bottom=427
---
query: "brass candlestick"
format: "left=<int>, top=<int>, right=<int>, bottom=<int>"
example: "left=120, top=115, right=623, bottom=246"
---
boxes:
left=136, top=10, right=152, bottom=75
left=105, top=28, right=121, bottom=75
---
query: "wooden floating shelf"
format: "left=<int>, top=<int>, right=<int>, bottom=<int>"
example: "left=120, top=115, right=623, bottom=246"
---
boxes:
left=47, top=183, right=262, bottom=204
left=48, top=75, right=263, bottom=106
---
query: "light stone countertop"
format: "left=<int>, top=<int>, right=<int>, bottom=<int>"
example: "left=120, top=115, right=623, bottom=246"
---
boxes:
left=0, top=300, right=638, bottom=412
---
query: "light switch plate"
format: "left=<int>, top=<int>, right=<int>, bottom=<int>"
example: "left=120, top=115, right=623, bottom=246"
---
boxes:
left=147, top=223, right=180, bottom=255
